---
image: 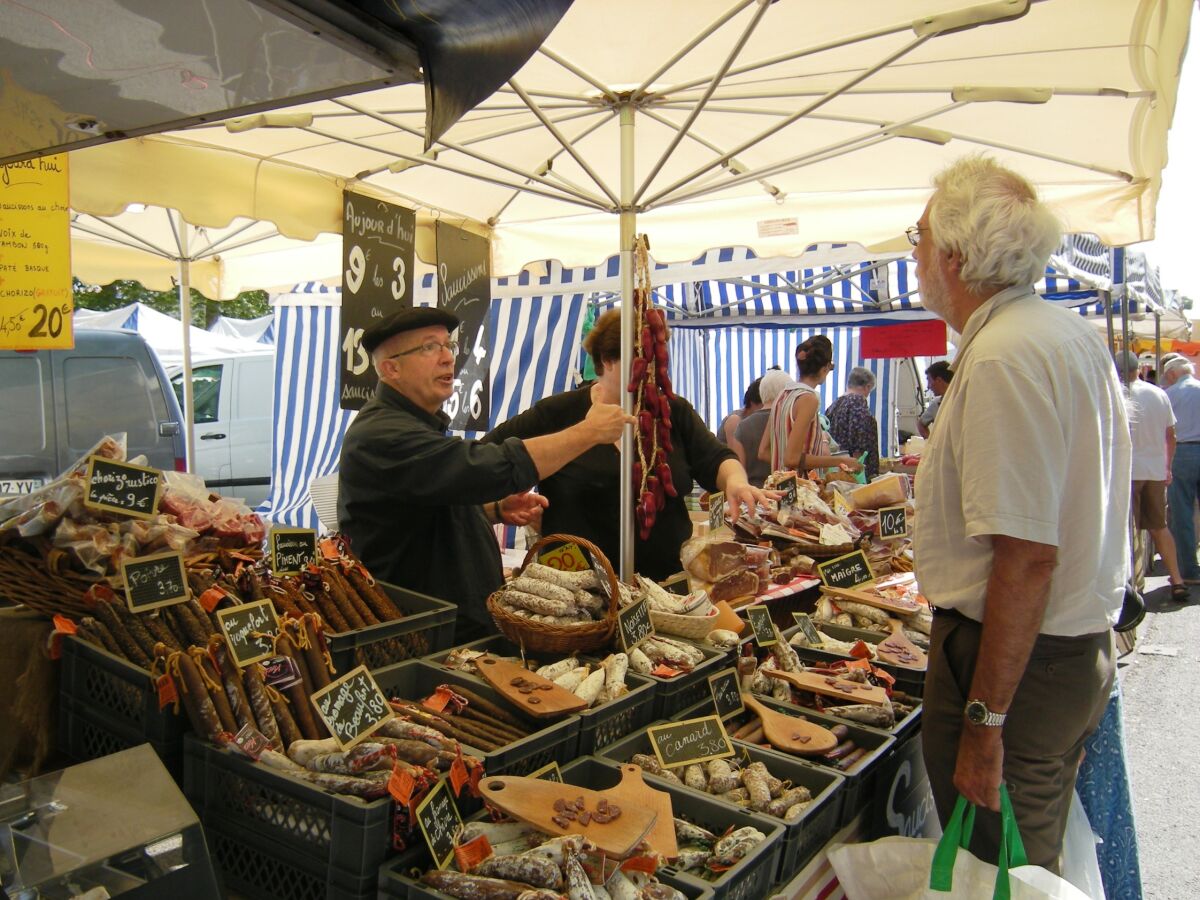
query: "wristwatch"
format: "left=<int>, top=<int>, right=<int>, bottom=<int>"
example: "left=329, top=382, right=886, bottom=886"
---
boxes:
left=964, top=699, right=1006, bottom=727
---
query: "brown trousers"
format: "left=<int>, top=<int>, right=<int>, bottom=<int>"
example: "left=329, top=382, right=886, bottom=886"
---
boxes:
left=921, top=610, right=1114, bottom=872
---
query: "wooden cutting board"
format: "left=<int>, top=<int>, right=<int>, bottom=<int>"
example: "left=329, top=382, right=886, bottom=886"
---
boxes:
left=874, top=619, right=927, bottom=670
left=741, top=693, right=838, bottom=755
left=478, top=776, right=657, bottom=858
left=822, top=585, right=923, bottom=615
left=474, top=654, right=588, bottom=718
left=763, top=668, right=889, bottom=706
left=615, top=764, right=677, bottom=858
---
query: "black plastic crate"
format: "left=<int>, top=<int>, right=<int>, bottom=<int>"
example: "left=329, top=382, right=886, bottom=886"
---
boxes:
left=641, top=640, right=729, bottom=720
left=326, top=582, right=456, bottom=674
left=182, top=735, right=394, bottom=888
left=781, top=621, right=926, bottom=694
left=58, top=696, right=182, bottom=779
left=203, top=812, right=376, bottom=900
left=598, top=727, right=844, bottom=883
left=710, top=698, right=895, bottom=828
left=373, top=659, right=579, bottom=777
left=423, top=635, right=657, bottom=754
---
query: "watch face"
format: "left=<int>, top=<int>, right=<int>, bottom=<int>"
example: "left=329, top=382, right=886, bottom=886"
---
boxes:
left=965, top=701, right=987, bottom=724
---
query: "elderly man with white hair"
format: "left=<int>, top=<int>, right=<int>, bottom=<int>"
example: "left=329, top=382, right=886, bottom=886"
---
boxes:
left=911, top=155, right=1130, bottom=871
left=1163, top=356, right=1200, bottom=584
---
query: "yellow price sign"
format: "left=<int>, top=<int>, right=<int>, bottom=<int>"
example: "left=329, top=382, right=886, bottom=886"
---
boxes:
left=537, top=541, right=590, bottom=572
left=832, top=490, right=853, bottom=515
left=1, top=153, right=73, bottom=350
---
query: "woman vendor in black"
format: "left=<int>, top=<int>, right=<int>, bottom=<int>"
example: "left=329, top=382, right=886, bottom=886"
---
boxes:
left=482, top=309, right=772, bottom=579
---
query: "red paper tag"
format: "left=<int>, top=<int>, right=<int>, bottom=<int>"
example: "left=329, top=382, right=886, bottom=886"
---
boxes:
left=319, top=538, right=340, bottom=560
left=157, top=674, right=178, bottom=710
left=53, top=614, right=78, bottom=635
left=651, top=664, right=682, bottom=678
left=423, top=686, right=454, bottom=713
left=232, top=723, right=270, bottom=760
left=199, top=587, right=226, bottom=613
left=849, top=640, right=873, bottom=659
left=454, top=834, right=493, bottom=871
left=388, top=767, right=416, bottom=807
left=229, top=550, right=257, bottom=562
left=620, top=855, right=659, bottom=874
left=449, top=745, right=469, bottom=796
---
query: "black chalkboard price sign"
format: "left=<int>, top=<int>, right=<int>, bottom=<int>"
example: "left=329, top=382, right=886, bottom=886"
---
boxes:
left=414, top=777, right=463, bottom=870
left=120, top=551, right=188, bottom=613
left=707, top=667, right=744, bottom=718
left=84, top=456, right=162, bottom=519
left=780, top=476, right=799, bottom=511
left=270, top=527, right=318, bottom=575
left=216, top=599, right=280, bottom=668
left=745, top=604, right=778, bottom=647
left=646, top=715, right=735, bottom=769
left=310, top=664, right=395, bottom=751
left=662, top=573, right=691, bottom=596
left=529, top=760, right=564, bottom=782
left=817, top=549, right=875, bottom=590
left=617, top=595, right=654, bottom=652
left=708, top=491, right=726, bottom=533
left=792, top=613, right=823, bottom=647
left=878, top=505, right=909, bottom=541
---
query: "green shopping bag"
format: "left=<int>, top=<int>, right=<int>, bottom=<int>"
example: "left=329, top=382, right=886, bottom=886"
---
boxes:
left=930, top=786, right=1029, bottom=899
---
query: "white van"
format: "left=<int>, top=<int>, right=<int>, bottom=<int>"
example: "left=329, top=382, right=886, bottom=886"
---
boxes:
left=170, top=350, right=275, bottom=508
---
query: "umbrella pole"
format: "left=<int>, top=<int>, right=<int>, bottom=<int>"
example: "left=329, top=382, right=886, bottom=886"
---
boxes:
left=177, top=223, right=196, bottom=472
left=1155, top=311, right=1162, bottom=378
left=1115, top=247, right=1130, bottom=385
left=618, top=100, right=636, bottom=581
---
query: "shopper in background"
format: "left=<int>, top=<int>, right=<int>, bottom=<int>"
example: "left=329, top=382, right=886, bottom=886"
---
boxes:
left=917, top=360, right=953, bottom=438
left=758, top=335, right=865, bottom=476
left=911, top=155, right=1129, bottom=872
left=482, top=309, right=772, bottom=579
left=1163, top=356, right=1200, bottom=584
left=1118, top=351, right=1188, bottom=601
left=718, top=378, right=763, bottom=463
left=735, top=369, right=794, bottom=487
left=338, top=308, right=632, bottom=638
left=825, top=366, right=879, bottom=479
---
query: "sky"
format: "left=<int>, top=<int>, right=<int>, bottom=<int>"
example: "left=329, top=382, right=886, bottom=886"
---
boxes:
left=1140, top=13, right=1198, bottom=305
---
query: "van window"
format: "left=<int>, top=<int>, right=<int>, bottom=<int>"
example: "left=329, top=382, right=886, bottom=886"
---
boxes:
left=0, top=357, right=48, bottom=452
left=65, top=356, right=157, bottom=446
left=172, top=365, right=224, bottom=424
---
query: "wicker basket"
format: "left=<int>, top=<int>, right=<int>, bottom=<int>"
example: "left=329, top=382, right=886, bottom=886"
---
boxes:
left=487, top=534, right=618, bottom=654
left=649, top=604, right=720, bottom=640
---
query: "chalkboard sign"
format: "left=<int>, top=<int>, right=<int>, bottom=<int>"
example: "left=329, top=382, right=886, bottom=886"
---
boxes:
left=662, top=573, right=691, bottom=596
left=745, top=604, right=777, bottom=647
left=647, top=715, right=735, bottom=769
left=340, top=190, right=416, bottom=411
left=414, top=777, right=463, bottom=870
left=310, top=664, right=395, bottom=751
left=817, top=549, right=875, bottom=590
left=707, top=667, right=744, bottom=718
left=437, top=221, right=492, bottom=432
left=708, top=492, right=726, bottom=532
left=530, top=760, right=564, bottom=782
left=120, top=551, right=188, bottom=613
left=216, top=599, right=280, bottom=668
left=270, top=528, right=318, bottom=575
left=780, top=476, right=798, bottom=511
left=792, top=613, right=823, bottom=647
left=618, top=595, right=654, bottom=652
left=84, top=457, right=162, bottom=519
left=878, top=505, right=909, bottom=541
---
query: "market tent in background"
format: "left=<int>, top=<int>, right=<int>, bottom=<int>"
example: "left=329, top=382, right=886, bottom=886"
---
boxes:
left=73, top=302, right=265, bottom=368
left=208, top=314, right=275, bottom=344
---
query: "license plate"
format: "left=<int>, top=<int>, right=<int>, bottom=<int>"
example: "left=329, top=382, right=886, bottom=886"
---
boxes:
left=0, top=478, right=45, bottom=495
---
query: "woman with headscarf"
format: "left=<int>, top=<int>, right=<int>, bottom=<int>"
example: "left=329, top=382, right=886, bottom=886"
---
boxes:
left=735, top=369, right=794, bottom=487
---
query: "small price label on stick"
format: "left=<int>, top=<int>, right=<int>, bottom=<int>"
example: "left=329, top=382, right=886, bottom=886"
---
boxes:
left=617, top=595, right=654, bottom=651
left=270, top=527, right=318, bottom=575
left=415, top=777, right=463, bottom=870
left=792, top=613, right=823, bottom=647
left=781, top=476, right=799, bottom=511
left=121, top=551, right=188, bottom=613
left=647, top=715, right=735, bottom=769
left=878, top=505, right=909, bottom=541
left=216, top=599, right=280, bottom=668
left=745, top=604, right=778, bottom=647
left=817, top=549, right=875, bottom=590
left=707, top=667, right=744, bottom=718
left=310, top=664, right=394, bottom=751
left=662, top=573, right=691, bottom=595
left=708, top=491, right=726, bottom=533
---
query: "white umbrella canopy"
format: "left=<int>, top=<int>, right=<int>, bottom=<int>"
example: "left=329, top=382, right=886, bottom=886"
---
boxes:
left=71, top=0, right=1192, bottom=274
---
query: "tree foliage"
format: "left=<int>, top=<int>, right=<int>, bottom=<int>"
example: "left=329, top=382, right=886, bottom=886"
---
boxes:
left=73, top=278, right=270, bottom=327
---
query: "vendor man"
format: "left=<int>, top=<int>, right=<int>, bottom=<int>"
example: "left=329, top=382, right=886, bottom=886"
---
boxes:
left=911, top=156, right=1129, bottom=872
left=338, top=307, right=632, bottom=637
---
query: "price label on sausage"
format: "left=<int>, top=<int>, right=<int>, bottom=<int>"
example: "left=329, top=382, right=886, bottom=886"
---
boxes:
left=120, top=551, right=188, bottom=613
left=270, top=527, right=318, bottom=575
left=84, top=457, right=162, bottom=519
left=646, top=714, right=735, bottom=770
left=780, top=476, right=799, bottom=511
left=878, top=505, right=909, bottom=541
left=310, top=664, right=395, bottom=751
left=708, top=491, right=726, bottom=533
left=707, top=667, right=744, bottom=719
left=792, top=613, right=823, bottom=647
left=414, top=777, right=463, bottom=870
left=745, top=604, right=778, bottom=647
left=538, top=541, right=591, bottom=572
left=617, top=595, right=654, bottom=652
left=216, top=599, right=280, bottom=668
left=817, top=549, right=875, bottom=590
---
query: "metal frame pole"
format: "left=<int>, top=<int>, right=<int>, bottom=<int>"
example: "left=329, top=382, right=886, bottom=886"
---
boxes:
left=177, top=221, right=196, bottom=472
left=618, top=101, right=636, bottom=580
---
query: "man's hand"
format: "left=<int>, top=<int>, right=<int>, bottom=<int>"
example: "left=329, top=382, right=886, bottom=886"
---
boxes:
left=498, top=491, right=548, bottom=528
left=953, top=723, right=1004, bottom=811
left=584, top=384, right=635, bottom=445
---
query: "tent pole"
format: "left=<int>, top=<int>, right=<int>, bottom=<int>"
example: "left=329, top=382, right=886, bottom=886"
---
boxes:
left=1115, top=247, right=1130, bottom=385
left=1155, top=311, right=1162, bottom=378
left=177, top=222, right=196, bottom=472
left=618, top=100, right=636, bottom=581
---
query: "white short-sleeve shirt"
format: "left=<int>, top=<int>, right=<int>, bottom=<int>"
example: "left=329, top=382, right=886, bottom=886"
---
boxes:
left=913, top=286, right=1131, bottom=636
left=1127, top=379, right=1175, bottom=481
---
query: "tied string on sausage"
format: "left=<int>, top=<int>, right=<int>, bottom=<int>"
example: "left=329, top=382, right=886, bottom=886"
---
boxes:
left=300, top=612, right=335, bottom=677
left=187, top=646, right=223, bottom=695
left=150, top=653, right=182, bottom=716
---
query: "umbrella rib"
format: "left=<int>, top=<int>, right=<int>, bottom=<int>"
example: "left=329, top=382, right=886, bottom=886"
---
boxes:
left=508, top=79, right=619, bottom=206
left=193, top=220, right=262, bottom=257
left=71, top=220, right=175, bottom=259
left=634, top=0, right=759, bottom=96
left=167, top=209, right=185, bottom=258
left=633, top=0, right=772, bottom=205
left=537, top=46, right=618, bottom=102
left=641, top=32, right=933, bottom=207
left=191, top=229, right=282, bottom=260
left=639, top=107, right=784, bottom=197
left=332, top=99, right=609, bottom=206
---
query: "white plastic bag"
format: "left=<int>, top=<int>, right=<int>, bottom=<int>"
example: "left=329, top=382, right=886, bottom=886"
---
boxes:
left=1060, top=791, right=1105, bottom=899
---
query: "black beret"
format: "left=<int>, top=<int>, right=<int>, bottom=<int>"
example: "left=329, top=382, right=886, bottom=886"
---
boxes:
left=361, top=306, right=460, bottom=355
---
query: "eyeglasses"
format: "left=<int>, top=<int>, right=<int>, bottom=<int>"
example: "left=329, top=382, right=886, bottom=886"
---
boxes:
left=905, top=225, right=926, bottom=247
left=389, top=339, right=459, bottom=359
